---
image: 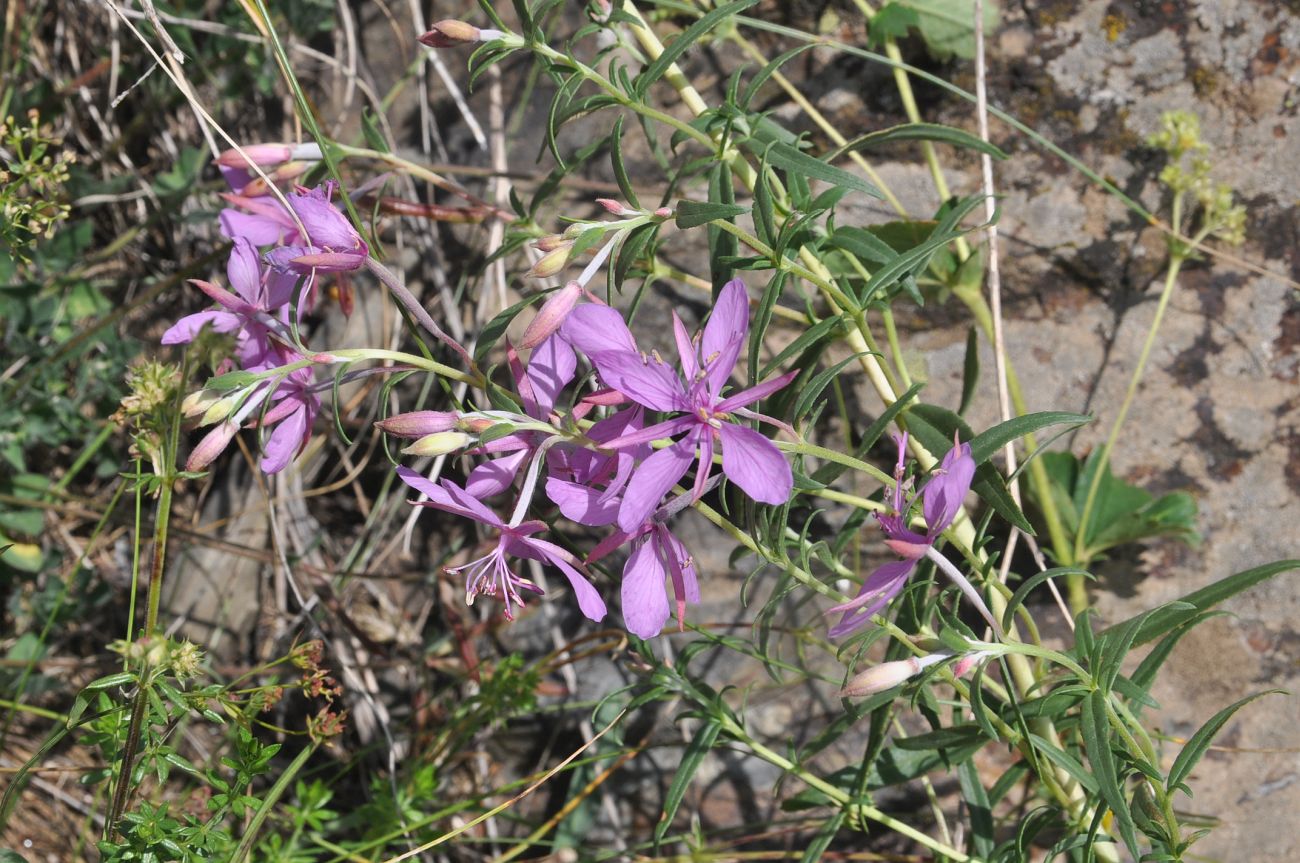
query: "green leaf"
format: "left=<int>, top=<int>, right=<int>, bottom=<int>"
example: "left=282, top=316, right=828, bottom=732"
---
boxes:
left=741, top=44, right=817, bottom=108
left=706, top=162, right=739, bottom=295
left=893, top=723, right=986, bottom=751
left=360, top=107, right=389, bottom=153
left=764, top=141, right=882, bottom=199
left=792, top=355, right=869, bottom=423
left=1167, top=691, right=1282, bottom=794
left=676, top=199, right=750, bottom=229
left=1080, top=690, right=1140, bottom=858
left=473, top=295, right=543, bottom=364
left=613, top=222, right=658, bottom=291
left=1001, top=567, right=1093, bottom=631
left=967, top=412, right=1091, bottom=464
left=760, top=314, right=843, bottom=378
left=894, top=0, right=1001, bottom=60
left=1033, top=450, right=1200, bottom=562
left=829, top=225, right=899, bottom=265
left=609, top=116, right=641, bottom=209
left=1026, top=733, right=1098, bottom=795
left=958, top=326, right=979, bottom=416
left=829, top=122, right=1008, bottom=161
left=1099, top=559, right=1299, bottom=648
left=636, top=0, right=762, bottom=95
left=958, top=760, right=996, bottom=859
left=906, top=403, right=1034, bottom=533
left=799, top=808, right=846, bottom=863
left=655, top=717, right=723, bottom=848
left=867, top=3, right=921, bottom=46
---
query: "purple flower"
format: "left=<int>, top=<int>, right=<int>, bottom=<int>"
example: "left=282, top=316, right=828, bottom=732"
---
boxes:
left=161, top=238, right=296, bottom=366
left=546, top=413, right=702, bottom=639
left=263, top=183, right=368, bottom=273
left=829, top=432, right=994, bottom=638
left=463, top=335, right=577, bottom=499
left=396, top=466, right=607, bottom=622
left=562, top=278, right=796, bottom=533
left=601, top=521, right=699, bottom=639
left=255, top=363, right=321, bottom=474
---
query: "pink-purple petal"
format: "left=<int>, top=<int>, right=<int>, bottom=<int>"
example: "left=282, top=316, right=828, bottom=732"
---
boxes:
left=260, top=404, right=309, bottom=474
left=827, top=559, right=917, bottom=638
left=715, top=369, right=798, bottom=413
left=545, top=478, right=621, bottom=526
left=717, top=422, right=792, bottom=505
left=922, top=440, right=975, bottom=535
left=219, top=206, right=292, bottom=245
left=226, top=238, right=263, bottom=303
left=161, top=310, right=241, bottom=345
left=617, top=439, right=694, bottom=533
left=465, top=450, right=530, bottom=499
left=526, top=335, right=577, bottom=413
left=518, top=537, right=608, bottom=622
left=562, top=304, right=638, bottom=357
left=589, top=350, right=687, bottom=412
left=700, top=278, right=750, bottom=396
left=671, top=311, right=699, bottom=380
left=621, top=539, right=671, bottom=638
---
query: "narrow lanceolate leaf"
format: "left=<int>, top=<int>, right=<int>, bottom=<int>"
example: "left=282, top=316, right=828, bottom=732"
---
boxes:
left=676, top=200, right=750, bottom=229
left=765, top=141, right=882, bottom=198
left=1099, top=559, right=1299, bottom=648
left=958, top=326, right=979, bottom=416
left=966, top=411, right=1091, bottom=464
left=828, top=122, right=1009, bottom=161
left=636, top=0, right=763, bottom=95
left=800, top=808, right=847, bottom=863
left=1167, top=690, right=1283, bottom=795
left=1080, top=690, right=1140, bottom=858
left=474, top=295, right=543, bottom=364
left=654, top=717, right=723, bottom=848
left=958, top=760, right=996, bottom=859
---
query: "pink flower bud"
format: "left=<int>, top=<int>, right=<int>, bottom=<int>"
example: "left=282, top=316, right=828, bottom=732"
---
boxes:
left=520, top=281, right=582, bottom=349
left=375, top=410, right=460, bottom=438
left=838, top=658, right=923, bottom=697
left=595, top=198, right=630, bottom=215
left=186, top=421, right=239, bottom=471
left=215, top=143, right=322, bottom=169
left=951, top=654, right=981, bottom=678
left=418, top=20, right=504, bottom=47
left=216, top=144, right=292, bottom=169
left=653, top=206, right=673, bottom=218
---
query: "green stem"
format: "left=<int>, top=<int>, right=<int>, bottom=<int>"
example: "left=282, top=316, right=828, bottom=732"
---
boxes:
left=723, top=718, right=976, bottom=862
left=1073, top=251, right=1188, bottom=565
left=231, top=743, right=319, bottom=863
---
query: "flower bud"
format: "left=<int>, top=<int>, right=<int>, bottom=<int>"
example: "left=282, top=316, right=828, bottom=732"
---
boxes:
left=375, top=410, right=460, bottom=439
left=418, top=19, right=504, bottom=47
left=182, top=388, right=226, bottom=419
left=525, top=244, right=572, bottom=279
left=520, top=281, right=582, bottom=349
left=402, top=431, right=473, bottom=456
left=533, top=234, right=568, bottom=252
left=186, top=420, right=239, bottom=471
left=595, top=198, right=631, bottom=215
left=215, top=142, right=323, bottom=169
left=838, top=658, right=923, bottom=697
